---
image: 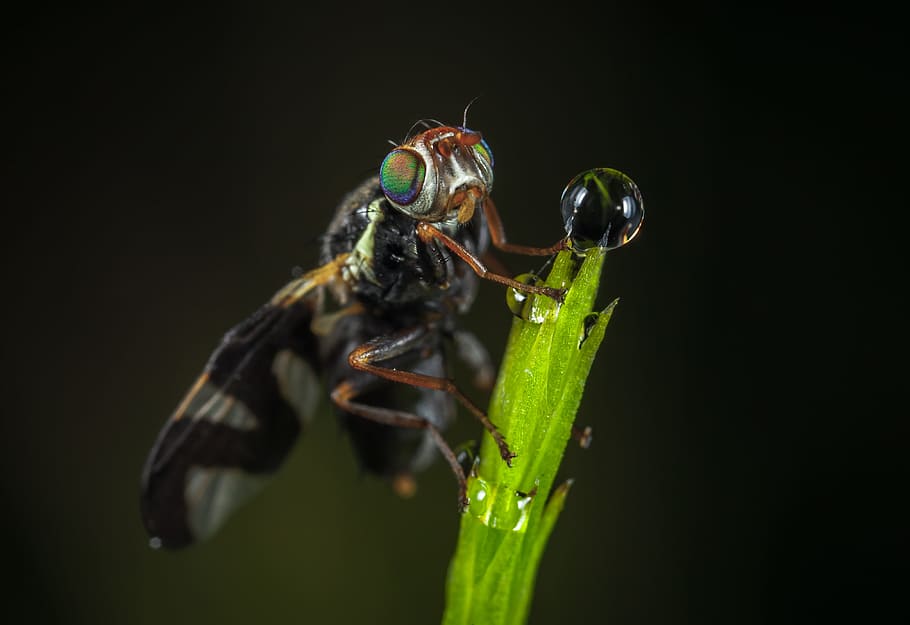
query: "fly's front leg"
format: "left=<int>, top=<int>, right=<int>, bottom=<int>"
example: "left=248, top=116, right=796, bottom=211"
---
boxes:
left=482, top=196, right=567, bottom=256
left=416, top=223, right=565, bottom=303
left=480, top=249, right=512, bottom=281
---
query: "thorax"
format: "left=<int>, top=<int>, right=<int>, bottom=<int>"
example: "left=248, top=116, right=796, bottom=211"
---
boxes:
left=320, top=176, right=486, bottom=316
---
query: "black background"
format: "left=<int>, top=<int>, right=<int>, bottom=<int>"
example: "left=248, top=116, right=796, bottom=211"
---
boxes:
left=4, top=6, right=905, bottom=624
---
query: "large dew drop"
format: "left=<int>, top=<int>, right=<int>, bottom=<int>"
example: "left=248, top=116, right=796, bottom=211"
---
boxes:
left=560, top=168, right=644, bottom=253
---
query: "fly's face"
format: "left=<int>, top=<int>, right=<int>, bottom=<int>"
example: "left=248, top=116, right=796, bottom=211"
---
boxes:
left=379, top=126, right=494, bottom=224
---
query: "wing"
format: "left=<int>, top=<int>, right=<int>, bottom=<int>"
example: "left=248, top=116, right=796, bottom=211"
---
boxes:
left=140, top=266, right=336, bottom=549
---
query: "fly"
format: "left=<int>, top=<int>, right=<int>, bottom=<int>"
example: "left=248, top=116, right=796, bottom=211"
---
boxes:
left=140, top=121, right=568, bottom=549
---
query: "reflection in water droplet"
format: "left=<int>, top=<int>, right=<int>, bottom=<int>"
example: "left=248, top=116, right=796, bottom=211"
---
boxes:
left=579, top=312, right=600, bottom=348
left=560, top=168, right=644, bottom=254
left=467, top=476, right=536, bottom=532
left=455, top=440, right=480, bottom=477
left=505, top=273, right=547, bottom=324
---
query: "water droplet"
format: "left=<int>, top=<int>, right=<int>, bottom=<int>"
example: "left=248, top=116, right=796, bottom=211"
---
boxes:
left=579, top=312, right=600, bottom=348
left=148, top=536, right=162, bottom=550
left=505, top=273, right=547, bottom=323
left=467, top=476, right=537, bottom=532
left=454, top=440, right=479, bottom=476
left=560, top=168, right=644, bottom=253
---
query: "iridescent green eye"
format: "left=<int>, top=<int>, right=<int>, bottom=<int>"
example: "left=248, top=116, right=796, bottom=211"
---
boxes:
left=380, top=148, right=426, bottom=205
left=473, top=138, right=494, bottom=167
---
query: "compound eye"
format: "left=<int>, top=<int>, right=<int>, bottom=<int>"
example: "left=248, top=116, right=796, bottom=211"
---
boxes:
left=380, top=148, right=426, bottom=205
left=473, top=138, right=494, bottom=167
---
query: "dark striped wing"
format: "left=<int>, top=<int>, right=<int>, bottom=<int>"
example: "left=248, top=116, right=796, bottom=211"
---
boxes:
left=140, top=273, right=326, bottom=549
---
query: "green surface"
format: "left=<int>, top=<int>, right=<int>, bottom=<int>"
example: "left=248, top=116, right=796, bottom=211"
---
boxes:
left=443, top=249, right=616, bottom=625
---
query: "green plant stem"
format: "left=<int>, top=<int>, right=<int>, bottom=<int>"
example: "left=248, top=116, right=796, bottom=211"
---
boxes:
left=442, top=248, right=615, bottom=625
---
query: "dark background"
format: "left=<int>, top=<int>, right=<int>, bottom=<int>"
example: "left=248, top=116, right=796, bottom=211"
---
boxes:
left=4, top=6, right=904, bottom=624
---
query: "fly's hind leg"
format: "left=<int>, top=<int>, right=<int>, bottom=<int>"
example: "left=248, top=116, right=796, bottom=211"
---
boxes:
left=345, top=324, right=514, bottom=466
left=331, top=377, right=470, bottom=508
left=331, top=324, right=516, bottom=506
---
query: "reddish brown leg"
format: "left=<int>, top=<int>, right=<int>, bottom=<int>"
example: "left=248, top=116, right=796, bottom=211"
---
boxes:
left=480, top=249, right=512, bottom=280
left=482, top=196, right=567, bottom=256
left=416, top=223, right=565, bottom=302
left=344, top=325, right=515, bottom=466
left=331, top=379, right=470, bottom=509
